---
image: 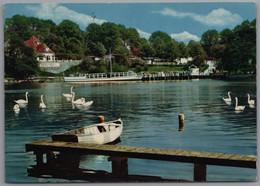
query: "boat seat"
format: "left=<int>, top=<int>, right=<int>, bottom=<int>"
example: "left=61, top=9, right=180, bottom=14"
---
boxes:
left=90, top=127, right=100, bottom=135
left=109, top=125, right=115, bottom=130
left=84, top=128, right=91, bottom=135
left=104, top=125, right=109, bottom=131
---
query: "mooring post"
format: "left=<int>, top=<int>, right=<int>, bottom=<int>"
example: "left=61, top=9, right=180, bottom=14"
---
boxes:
left=46, top=151, right=55, bottom=165
left=179, top=114, right=184, bottom=131
left=194, top=163, right=207, bottom=181
left=108, top=156, right=128, bottom=178
left=34, top=151, right=44, bottom=166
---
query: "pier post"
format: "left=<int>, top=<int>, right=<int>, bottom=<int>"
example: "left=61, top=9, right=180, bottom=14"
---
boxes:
left=46, top=151, right=55, bottom=165
left=35, top=151, right=44, bottom=166
left=194, top=163, right=207, bottom=181
left=108, top=156, right=128, bottom=178
left=179, top=114, right=184, bottom=132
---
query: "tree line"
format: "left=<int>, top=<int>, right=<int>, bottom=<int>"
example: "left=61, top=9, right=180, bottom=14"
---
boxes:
left=4, top=14, right=256, bottom=79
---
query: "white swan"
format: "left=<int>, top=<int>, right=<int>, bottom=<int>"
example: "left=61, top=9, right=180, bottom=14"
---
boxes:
left=82, top=100, right=93, bottom=107
left=234, top=97, right=245, bottom=111
left=223, top=91, right=232, bottom=102
left=63, top=87, right=74, bottom=98
left=39, top=95, right=46, bottom=109
left=13, top=104, right=20, bottom=113
left=14, top=92, right=29, bottom=104
left=247, top=94, right=255, bottom=105
left=71, top=92, right=85, bottom=105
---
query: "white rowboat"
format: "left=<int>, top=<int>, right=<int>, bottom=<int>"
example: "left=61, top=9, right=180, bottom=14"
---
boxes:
left=51, top=119, right=123, bottom=144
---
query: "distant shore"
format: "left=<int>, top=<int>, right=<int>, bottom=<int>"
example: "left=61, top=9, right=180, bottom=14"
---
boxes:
left=4, top=73, right=256, bottom=85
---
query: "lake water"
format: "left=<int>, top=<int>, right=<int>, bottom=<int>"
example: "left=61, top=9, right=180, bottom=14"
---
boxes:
left=4, top=79, right=257, bottom=182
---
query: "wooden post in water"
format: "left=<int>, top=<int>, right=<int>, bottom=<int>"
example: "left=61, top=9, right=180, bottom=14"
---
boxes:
left=179, top=114, right=184, bottom=132
left=108, top=156, right=128, bottom=178
left=98, top=115, right=105, bottom=123
left=194, top=163, right=207, bottom=181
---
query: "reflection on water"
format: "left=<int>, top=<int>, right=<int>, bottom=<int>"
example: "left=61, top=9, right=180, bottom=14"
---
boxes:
left=5, top=79, right=257, bottom=182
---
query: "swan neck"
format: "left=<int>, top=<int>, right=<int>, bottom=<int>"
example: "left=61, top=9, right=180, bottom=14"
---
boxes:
left=25, top=93, right=28, bottom=101
left=71, top=94, right=74, bottom=102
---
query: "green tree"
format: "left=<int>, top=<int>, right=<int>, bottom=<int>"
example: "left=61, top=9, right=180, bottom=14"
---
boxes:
left=55, top=20, right=85, bottom=59
left=178, top=42, right=189, bottom=58
left=187, top=40, right=205, bottom=58
left=85, top=23, right=102, bottom=43
left=200, top=29, right=219, bottom=58
left=123, top=27, right=141, bottom=49
left=5, top=15, right=32, bottom=41
left=149, top=31, right=171, bottom=58
left=139, top=38, right=155, bottom=57
left=114, top=45, right=131, bottom=66
left=217, top=20, right=256, bottom=74
left=163, top=40, right=180, bottom=61
left=219, top=28, right=234, bottom=44
left=5, top=37, right=39, bottom=79
left=88, top=42, right=107, bottom=57
left=101, top=22, right=122, bottom=53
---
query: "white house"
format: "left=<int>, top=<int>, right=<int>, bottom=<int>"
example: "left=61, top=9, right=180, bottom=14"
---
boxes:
left=25, top=36, right=56, bottom=62
left=202, top=60, right=217, bottom=75
left=177, top=57, right=193, bottom=65
left=189, top=64, right=200, bottom=76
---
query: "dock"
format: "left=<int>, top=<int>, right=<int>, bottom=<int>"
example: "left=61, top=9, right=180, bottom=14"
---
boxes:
left=142, top=72, right=226, bottom=81
left=25, top=140, right=257, bottom=182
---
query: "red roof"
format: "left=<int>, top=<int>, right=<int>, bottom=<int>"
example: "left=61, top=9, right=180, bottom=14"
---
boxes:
left=25, top=36, right=55, bottom=54
left=131, top=47, right=138, bottom=57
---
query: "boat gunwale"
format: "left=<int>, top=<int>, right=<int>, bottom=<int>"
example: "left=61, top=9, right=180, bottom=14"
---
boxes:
left=51, top=119, right=123, bottom=136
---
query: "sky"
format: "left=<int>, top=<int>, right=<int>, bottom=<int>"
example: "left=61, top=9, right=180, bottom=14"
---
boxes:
left=4, top=2, right=256, bottom=44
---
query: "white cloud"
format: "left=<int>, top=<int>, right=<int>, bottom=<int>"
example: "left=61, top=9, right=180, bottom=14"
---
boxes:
left=155, top=8, right=243, bottom=27
left=171, top=31, right=200, bottom=42
left=136, top=29, right=151, bottom=39
left=26, top=4, right=106, bottom=29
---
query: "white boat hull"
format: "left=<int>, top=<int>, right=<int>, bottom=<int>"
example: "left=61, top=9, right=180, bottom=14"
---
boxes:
left=64, top=76, right=143, bottom=82
left=64, top=71, right=143, bottom=82
left=51, top=119, right=123, bottom=144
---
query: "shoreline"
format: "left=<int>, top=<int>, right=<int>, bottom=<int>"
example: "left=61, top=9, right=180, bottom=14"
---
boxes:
left=4, top=74, right=256, bottom=85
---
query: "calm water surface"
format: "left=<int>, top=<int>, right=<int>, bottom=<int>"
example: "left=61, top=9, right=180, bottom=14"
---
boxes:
left=5, top=79, right=257, bottom=182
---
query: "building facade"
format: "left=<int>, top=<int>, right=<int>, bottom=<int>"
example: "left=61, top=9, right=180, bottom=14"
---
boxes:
left=25, top=36, right=55, bottom=62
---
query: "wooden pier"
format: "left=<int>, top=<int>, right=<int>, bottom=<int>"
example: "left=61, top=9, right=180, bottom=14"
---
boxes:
left=25, top=140, right=257, bottom=182
left=142, top=72, right=226, bottom=81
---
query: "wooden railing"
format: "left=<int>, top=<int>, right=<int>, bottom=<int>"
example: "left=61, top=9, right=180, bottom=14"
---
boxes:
left=26, top=140, right=257, bottom=182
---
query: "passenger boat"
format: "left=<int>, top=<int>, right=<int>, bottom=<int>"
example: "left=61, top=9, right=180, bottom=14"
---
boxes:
left=51, top=119, right=123, bottom=144
left=64, top=71, right=143, bottom=82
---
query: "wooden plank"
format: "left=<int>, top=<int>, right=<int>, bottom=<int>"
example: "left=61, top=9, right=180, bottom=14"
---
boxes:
left=26, top=140, right=257, bottom=169
left=241, top=155, right=257, bottom=161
